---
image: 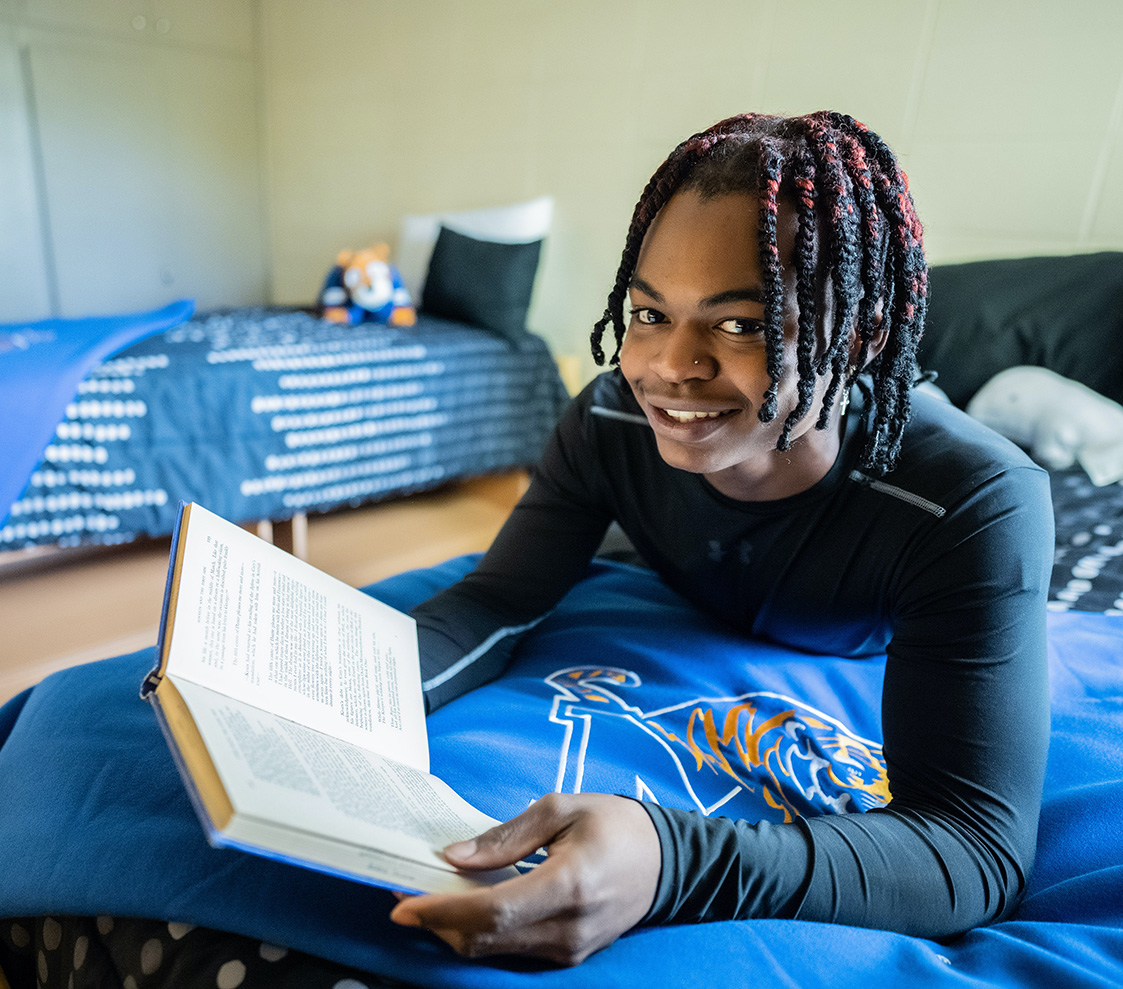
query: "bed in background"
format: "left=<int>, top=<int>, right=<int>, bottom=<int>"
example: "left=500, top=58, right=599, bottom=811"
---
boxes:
left=0, top=309, right=568, bottom=554
left=919, top=251, right=1123, bottom=615
left=0, top=253, right=1121, bottom=988
left=0, top=197, right=569, bottom=557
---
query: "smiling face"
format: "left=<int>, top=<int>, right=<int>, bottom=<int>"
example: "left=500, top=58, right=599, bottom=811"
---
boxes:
left=619, top=188, right=849, bottom=502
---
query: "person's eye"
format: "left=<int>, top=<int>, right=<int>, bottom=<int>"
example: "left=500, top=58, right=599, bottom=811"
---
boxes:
left=716, top=317, right=763, bottom=336
left=628, top=307, right=665, bottom=325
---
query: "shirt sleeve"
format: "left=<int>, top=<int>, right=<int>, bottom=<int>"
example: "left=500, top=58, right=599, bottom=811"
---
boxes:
left=413, top=390, right=614, bottom=712
left=638, top=465, right=1054, bottom=939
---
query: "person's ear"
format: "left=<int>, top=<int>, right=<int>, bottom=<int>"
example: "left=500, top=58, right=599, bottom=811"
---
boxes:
left=850, top=298, right=888, bottom=369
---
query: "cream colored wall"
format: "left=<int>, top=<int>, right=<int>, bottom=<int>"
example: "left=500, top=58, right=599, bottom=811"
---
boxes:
left=269, top=1, right=1121, bottom=383
left=0, top=0, right=267, bottom=322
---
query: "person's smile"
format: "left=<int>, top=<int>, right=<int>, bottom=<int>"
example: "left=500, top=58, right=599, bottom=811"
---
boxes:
left=645, top=399, right=742, bottom=432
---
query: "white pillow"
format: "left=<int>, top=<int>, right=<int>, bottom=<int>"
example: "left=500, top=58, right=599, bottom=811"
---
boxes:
left=396, top=196, right=554, bottom=300
left=966, top=366, right=1123, bottom=485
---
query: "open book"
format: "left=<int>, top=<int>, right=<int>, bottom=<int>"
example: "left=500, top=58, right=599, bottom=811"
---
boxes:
left=142, top=502, right=518, bottom=894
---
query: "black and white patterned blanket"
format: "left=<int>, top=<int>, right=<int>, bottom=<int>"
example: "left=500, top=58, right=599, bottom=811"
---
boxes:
left=1048, top=468, right=1123, bottom=615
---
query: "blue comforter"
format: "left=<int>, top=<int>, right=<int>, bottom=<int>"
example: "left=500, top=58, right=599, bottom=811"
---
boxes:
left=0, top=300, right=195, bottom=529
left=0, top=558, right=1120, bottom=987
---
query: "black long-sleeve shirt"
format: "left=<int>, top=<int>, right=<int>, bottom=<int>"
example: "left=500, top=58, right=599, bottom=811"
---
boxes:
left=412, top=371, right=1053, bottom=938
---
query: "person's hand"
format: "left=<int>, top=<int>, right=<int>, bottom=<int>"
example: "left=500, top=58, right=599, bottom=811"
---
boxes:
left=389, top=792, right=660, bottom=966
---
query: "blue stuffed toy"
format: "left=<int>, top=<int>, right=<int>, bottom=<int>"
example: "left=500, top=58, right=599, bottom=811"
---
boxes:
left=319, top=244, right=416, bottom=326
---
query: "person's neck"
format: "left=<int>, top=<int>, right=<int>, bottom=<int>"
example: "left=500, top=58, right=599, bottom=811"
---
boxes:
left=703, top=411, right=846, bottom=502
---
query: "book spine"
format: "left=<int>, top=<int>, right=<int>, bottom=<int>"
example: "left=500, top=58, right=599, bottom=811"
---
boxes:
left=139, top=670, right=162, bottom=699
left=141, top=500, right=189, bottom=698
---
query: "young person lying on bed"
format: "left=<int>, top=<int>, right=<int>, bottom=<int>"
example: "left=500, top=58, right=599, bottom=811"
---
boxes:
left=390, top=111, right=1054, bottom=965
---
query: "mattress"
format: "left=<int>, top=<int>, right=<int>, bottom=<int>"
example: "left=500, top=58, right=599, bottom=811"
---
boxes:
left=0, top=310, right=570, bottom=551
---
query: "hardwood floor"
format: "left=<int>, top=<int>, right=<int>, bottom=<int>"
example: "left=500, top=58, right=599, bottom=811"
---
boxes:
left=0, top=472, right=527, bottom=704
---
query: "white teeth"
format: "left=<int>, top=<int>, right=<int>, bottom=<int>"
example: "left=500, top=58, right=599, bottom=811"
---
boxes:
left=663, top=409, right=726, bottom=422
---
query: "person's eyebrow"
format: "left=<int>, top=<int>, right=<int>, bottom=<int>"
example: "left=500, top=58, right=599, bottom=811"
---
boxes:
left=630, top=276, right=765, bottom=308
left=700, top=287, right=765, bottom=307
left=628, top=276, right=664, bottom=303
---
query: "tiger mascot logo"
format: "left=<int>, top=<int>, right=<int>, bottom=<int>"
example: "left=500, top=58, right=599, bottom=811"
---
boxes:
left=544, top=665, right=889, bottom=823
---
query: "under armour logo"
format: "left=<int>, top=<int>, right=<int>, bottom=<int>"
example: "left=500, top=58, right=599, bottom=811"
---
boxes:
left=709, top=540, right=753, bottom=565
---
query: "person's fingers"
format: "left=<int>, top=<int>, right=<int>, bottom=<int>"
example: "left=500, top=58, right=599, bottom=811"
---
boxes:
left=392, top=849, right=572, bottom=935
left=394, top=872, right=608, bottom=966
left=387, top=898, right=425, bottom=926
left=443, top=792, right=575, bottom=869
left=390, top=794, right=661, bottom=966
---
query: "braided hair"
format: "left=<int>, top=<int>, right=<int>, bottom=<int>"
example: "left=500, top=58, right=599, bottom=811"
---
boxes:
left=590, top=111, right=927, bottom=475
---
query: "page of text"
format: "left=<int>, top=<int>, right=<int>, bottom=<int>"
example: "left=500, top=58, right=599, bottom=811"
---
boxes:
left=177, top=679, right=507, bottom=880
left=166, top=504, right=427, bottom=770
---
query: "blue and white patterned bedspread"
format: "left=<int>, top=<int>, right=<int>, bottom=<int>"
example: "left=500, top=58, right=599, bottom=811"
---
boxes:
left=1, top=310, right=569, bottom=550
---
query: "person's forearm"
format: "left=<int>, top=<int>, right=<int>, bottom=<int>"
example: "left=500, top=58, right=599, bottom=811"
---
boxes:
left=415, top=589, right=551, bottom=712
left=639, top=804, right=812, bottom=925
left=639, top=802, right=1030, bottom=938
left=412, top=480, right=610, bottom=712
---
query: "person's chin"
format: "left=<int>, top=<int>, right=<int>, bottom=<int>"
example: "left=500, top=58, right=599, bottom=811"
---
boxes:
left=651, top=435, right=724, bottom=476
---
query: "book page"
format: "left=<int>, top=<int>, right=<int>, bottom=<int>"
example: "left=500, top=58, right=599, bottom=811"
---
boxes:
left=176, top=679, right=511, bottom=887
left=166, top=503, right=427, bottom=771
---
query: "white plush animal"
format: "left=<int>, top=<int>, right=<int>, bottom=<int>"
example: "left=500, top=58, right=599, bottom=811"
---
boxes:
left=966, top=366, right=1123, bottom=485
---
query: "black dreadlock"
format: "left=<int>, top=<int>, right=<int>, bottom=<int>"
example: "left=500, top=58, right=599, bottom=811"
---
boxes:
left=589, top=111, right=928, bottom=475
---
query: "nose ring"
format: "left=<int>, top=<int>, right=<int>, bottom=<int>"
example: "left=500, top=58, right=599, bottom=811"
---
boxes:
left=693, top=360, right=700, bottom=365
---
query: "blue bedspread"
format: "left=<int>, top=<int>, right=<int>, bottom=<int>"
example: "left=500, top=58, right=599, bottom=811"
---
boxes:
left=0, top=558, right=1120, bottom=987
left=1, top=310, right=569, bottom=551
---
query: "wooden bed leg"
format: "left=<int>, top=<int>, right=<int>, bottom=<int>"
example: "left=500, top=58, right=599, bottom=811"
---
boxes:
left=292, top=513, right=308, bottom=561
left=248, top=515, right=307, bottom=560
left=270, top=513, right=309, bottom=560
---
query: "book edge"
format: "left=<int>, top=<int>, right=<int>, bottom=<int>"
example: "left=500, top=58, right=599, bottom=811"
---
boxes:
left=141, top=500, right=192, bottom=698
left=148, top=675, right=236, bottom=833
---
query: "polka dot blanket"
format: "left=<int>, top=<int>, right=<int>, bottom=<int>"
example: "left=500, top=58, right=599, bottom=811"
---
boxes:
left=0, top=558, right=1121, bottom=988
left=0, top=916, right=412, bottom=988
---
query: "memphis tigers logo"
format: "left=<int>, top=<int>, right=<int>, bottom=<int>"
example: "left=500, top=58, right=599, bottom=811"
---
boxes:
left=543, top=665, right=890, bottom=823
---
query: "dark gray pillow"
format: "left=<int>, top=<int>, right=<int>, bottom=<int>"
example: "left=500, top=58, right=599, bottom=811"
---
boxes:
left=420, top=225, right=542, bottom=340
left=919, top=253, right=1123, bottom=408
